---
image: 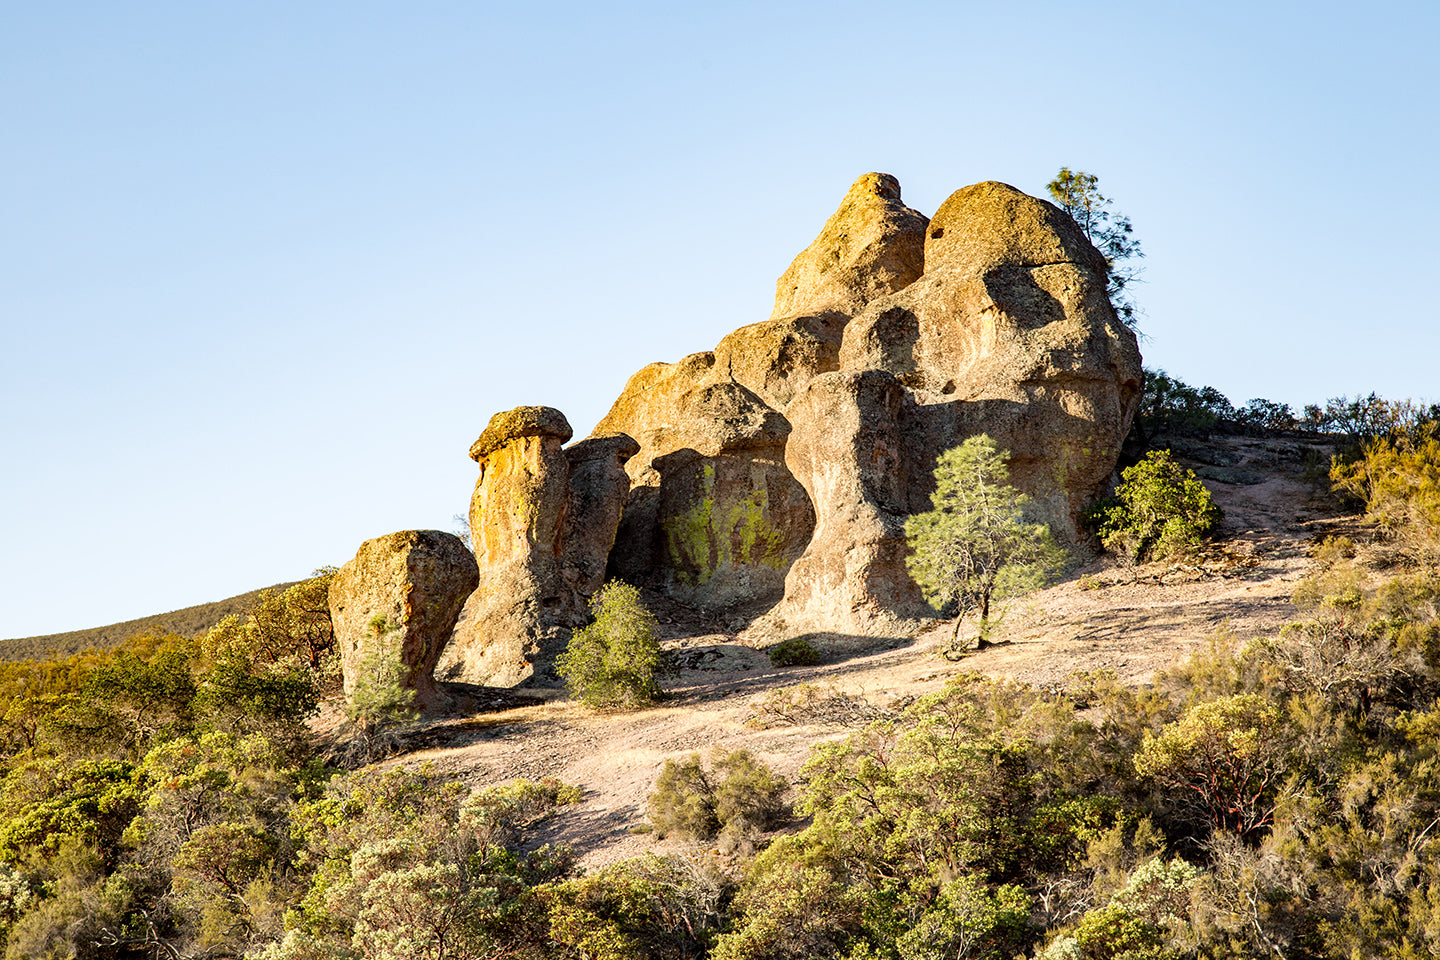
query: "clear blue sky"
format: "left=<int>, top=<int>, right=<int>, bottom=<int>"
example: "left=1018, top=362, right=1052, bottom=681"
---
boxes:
left=3, top=1, right=1437, bottom=639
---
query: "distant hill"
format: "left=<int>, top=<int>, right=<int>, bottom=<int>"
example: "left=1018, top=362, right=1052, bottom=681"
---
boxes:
left=0, top=583, right=301, bottom=662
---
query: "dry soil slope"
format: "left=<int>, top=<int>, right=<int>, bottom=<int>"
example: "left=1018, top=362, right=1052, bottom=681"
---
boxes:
left=388, top=432, right=1345, bottom=869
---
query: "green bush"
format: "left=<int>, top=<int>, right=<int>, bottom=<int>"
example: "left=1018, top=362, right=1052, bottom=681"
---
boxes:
left=768, top=638, right=820, bottom=667
left=557, top=581, right=662, bottom=709
left=1096, top=450, right=1222, bottom=563
left=648, top=748, right=789, bottom=843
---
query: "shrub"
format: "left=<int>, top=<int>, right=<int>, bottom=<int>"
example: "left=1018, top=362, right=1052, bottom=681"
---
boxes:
left=648, top=748, right=789, bottom=843
left=768, top=638, right=820, bottom=667
left=1096, top=450, right=1222, bottom=563
left=557, top=581, right=663, bottom=709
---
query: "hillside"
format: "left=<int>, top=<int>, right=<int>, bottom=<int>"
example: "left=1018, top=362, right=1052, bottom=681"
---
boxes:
left=0, top=582, right=299, bottom=661
left=349, top=430, right=1348, bottom=871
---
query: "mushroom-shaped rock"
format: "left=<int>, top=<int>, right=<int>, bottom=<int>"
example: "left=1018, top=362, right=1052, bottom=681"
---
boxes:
left=329, top=530, right=478, bottom=711
left=440, top=406, right=576, bottom=687
left=770, top=172, right=929, bottom=322
left=469, top=405, right=573, bottom=461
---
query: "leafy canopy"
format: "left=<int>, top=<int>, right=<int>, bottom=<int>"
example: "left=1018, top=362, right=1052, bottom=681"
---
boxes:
left=1096, top=450, right=1222, bottom=564
left=905, top=435, right=1066, bottom=651
left=1047, top=167, right=1144, bottom=328
left=556, top=580, right=663, bottom=709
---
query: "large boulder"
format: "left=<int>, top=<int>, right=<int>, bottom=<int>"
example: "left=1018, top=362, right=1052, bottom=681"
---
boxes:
left=770, top=172, right=929, bottom=322
left=440, top=406, right=575, bottom=687
left=602, top=379, right=814, bottom=609
left=837, top=181, right=1142, bottom=540
left=329, top=530, right=478, bottom=711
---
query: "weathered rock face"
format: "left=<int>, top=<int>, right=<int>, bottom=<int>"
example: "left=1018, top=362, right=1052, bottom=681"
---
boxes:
left=329, top=530, right=478, bottom=711
left=562, top=433, right=641, bottom=601
left=599, top=377, right=814, bottom=609
left=440, top=407, right=577, bottom=687
left=838, top=181, right=1142, bottom=539
left=770, top=172, right=929, bottom=322
left=769, top=371, right=932, bottom=635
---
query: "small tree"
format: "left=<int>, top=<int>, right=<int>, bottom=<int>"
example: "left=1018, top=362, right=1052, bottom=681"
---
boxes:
left=1047, top=167, right=1145, bottom=328
left=905, top=435, right=1067, bottom=653
left=1096, top=450, right=1222, bottom=564
left=329, top=616, right=418, bottom=767
left=557, top=581, right=662, bottom=709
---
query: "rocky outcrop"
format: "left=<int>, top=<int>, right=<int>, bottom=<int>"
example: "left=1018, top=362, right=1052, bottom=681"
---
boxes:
left=329, top=530, right=477, bottom=711
left=440, top=408, right=638, bottom=686
left=593, top=176, right=1138, bottom=639
left=420, top=174, right=1139, bottom=679
left=590, top=174, right=930, bottom=612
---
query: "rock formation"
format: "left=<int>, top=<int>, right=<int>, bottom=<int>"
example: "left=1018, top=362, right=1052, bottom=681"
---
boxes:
left=439, top=407, right=637, bottom=686
left=769, top=172, right=929, bottom=323
left=592, top=175, right=1140, bottom=638
left=837, top=181, right=1142, bottom=535
left=329, top=530, right=477, bottom=711
left=417, top=172, right=1139, bottom=685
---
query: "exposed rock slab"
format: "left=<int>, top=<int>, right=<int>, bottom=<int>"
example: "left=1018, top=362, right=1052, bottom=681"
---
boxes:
left=329, top=530, right=477, bottom=711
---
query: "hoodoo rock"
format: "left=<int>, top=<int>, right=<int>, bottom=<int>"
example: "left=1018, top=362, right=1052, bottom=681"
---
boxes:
left=440, top=407, right=638, bottom=686
left=561, top=433, right=641, bottom=600
left=329, top=530, right=478, bottom=711
left=440, top=406, right=577, bottom=687
left=770, top=370, right=933, bottom=635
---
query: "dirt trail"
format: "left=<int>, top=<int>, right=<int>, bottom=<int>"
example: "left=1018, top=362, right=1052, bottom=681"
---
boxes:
left=359, top=434, right=1348, bottom=870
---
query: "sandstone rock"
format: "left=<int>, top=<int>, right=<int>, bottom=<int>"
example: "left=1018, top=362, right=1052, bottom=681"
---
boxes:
left=652, top=429, right=813, bottom=610
left=593, top=351, right=721, bottom=487
left=770, top=172, right=928, bottom=321
left=440, top=406, right=575, bottom=687
left=713, top=312, right=846, bottom=411
left=767, top=370, right=932, bottom=635
left=329, top=530, right=477, bottom=711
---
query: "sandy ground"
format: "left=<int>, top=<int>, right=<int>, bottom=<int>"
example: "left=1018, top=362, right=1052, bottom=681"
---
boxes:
left=333, top=434, right=1351, bottom=871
